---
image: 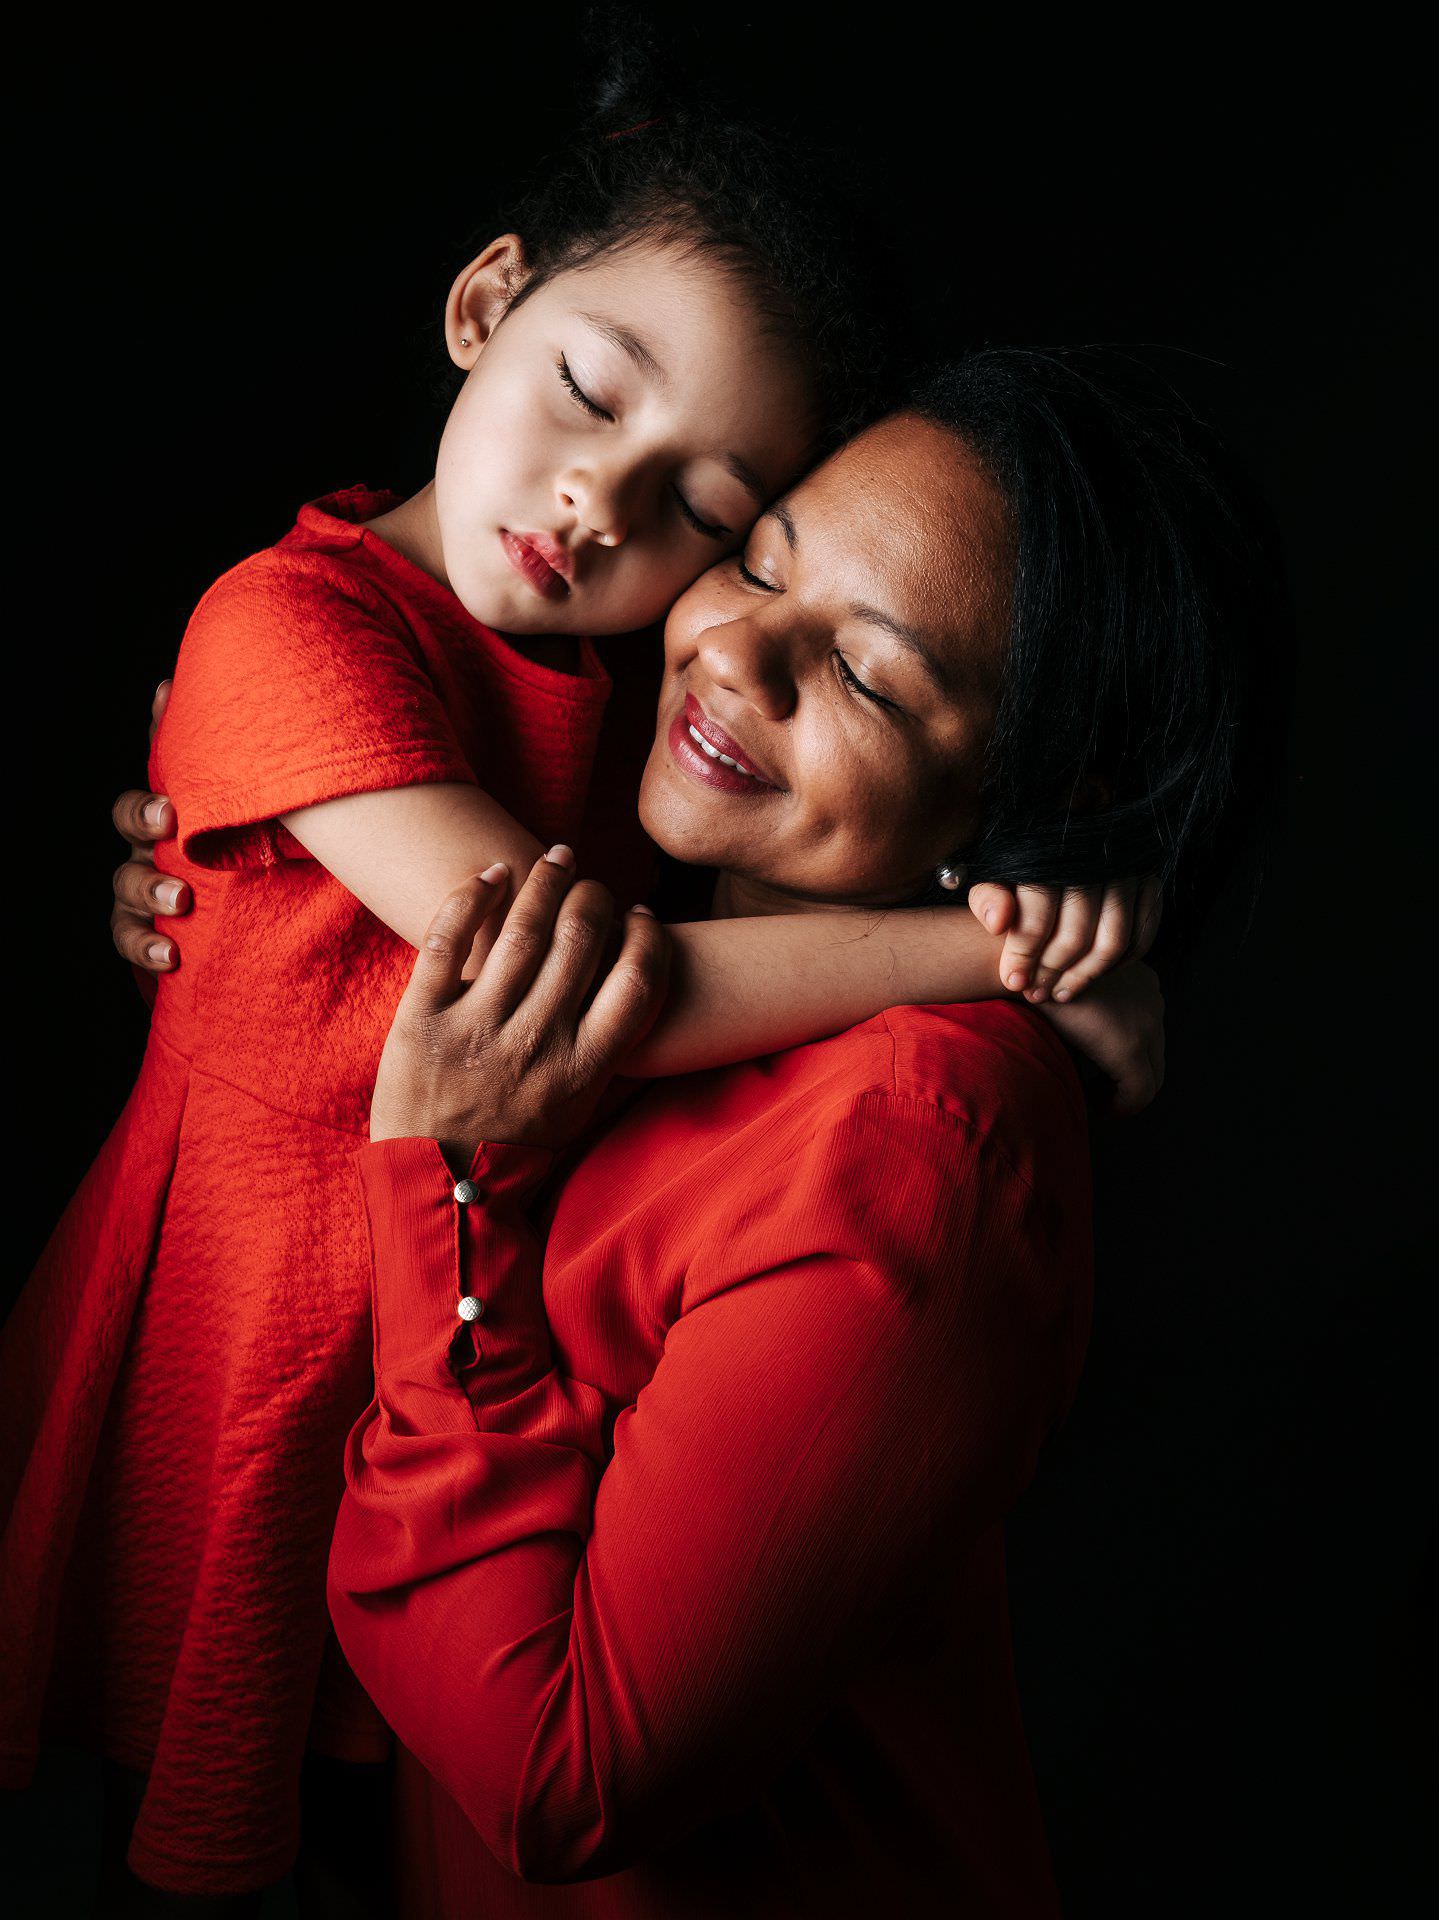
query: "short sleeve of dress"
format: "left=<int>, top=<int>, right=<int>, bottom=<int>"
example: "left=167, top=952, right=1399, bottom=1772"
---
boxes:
left=152, top=550, right=477, bottom=870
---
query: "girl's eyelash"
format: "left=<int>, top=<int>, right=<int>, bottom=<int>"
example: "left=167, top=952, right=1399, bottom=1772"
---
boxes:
left=737, top=559, right=775, bottom=590
left=836, top=652, right=897, bottom=710
left=557, top=355, right=613, bottom=422
left=672, top=486, right=728, bottom=541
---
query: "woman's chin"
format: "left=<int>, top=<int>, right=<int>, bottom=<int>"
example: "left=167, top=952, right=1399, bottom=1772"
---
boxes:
left=639, top=756, right=754, bottom=870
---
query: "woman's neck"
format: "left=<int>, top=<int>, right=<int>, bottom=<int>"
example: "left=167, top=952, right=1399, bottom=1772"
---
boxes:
left=709, top=871, right=911, bottom=921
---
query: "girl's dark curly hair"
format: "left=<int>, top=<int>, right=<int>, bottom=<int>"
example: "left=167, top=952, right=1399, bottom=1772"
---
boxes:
left=481, top=14, right=891, bottom=450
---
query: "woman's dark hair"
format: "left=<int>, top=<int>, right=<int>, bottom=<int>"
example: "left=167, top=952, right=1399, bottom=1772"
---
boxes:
left=476, top=18, right=890, bottom=449
left=908, top=348, right=1288, bottom=908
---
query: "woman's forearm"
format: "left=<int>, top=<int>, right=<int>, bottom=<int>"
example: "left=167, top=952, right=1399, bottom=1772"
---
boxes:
left=625, top=907, right=1005, bottom=1078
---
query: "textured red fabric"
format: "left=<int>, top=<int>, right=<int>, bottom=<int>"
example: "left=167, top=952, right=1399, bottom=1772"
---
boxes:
left=0, top=488, right=654, bottom=1895
left=330, top=999, right=1093, bottom=1917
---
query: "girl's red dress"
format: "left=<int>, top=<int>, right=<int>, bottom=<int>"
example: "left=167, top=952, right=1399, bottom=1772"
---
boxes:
left=330, top=997, right=1093, bottom=1917
left=0, top=488, right=652, bottom=1895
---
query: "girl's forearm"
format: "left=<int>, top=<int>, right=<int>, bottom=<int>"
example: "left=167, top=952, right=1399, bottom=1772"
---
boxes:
left=625, top=908, right=1006, bottom=1077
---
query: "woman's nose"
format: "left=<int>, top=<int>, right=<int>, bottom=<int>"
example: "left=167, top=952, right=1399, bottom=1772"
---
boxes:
left=697, top=615, right=796, bottom=723
left=558, top=473, right=628, bottom=549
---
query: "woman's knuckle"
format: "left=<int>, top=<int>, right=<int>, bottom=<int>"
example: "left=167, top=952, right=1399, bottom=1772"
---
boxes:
left=571, top=879, right=612, bottom=914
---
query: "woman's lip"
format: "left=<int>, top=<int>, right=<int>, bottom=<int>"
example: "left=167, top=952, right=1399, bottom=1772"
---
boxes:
left=667, top=710, right=778, bottom=797
left=501, top=530, right=571, bottom=600
left=682, top=694, right=776, bottom=785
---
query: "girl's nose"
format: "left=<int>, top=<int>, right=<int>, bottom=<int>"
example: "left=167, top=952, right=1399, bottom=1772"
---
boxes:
left=559, top=475, right=628, bottom=549
left=697, top=615, right=796, bottom=723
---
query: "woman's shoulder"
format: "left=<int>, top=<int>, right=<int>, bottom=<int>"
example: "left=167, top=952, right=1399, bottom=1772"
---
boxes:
left=773, top=1000, right=1087, bottom=1185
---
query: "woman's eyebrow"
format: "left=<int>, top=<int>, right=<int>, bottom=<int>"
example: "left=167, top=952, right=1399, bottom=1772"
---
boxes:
left=577, top=312, right=667, bottom=385
left=760, top=501, right=799, bottom=549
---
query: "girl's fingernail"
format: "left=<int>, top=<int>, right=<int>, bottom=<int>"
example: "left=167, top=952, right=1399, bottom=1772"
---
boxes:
left=480, top=862, right=508, bottom=883
left=147, top=941, right=173, bottom=967
left=1054, top=987, right=1071, bottom=1002
left=984, top=908, right=998, bottom=930
left=1007, top=970, right=1027, bottom=990
left=143, top=798, right=170, bottom=828
left=631, top=904, right=655, bottom=917
left=546, top=844, right=575, bottom=869
left=157, top=882, right=182, bottom=911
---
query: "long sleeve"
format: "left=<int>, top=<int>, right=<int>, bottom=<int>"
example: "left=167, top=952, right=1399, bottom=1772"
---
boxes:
left=328, top=1093, right=1081, bottom=1886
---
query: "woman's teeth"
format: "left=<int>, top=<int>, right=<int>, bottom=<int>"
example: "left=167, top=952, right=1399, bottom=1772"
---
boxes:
left=688, top=722, right=756, bottom=776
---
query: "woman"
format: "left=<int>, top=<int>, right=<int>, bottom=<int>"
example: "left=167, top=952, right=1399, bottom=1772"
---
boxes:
left=319, top=351, right=1262, bottom=1917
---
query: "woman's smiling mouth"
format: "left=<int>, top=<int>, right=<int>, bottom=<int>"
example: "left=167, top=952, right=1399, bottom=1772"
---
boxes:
left=667, top=693, right=781, bottom=795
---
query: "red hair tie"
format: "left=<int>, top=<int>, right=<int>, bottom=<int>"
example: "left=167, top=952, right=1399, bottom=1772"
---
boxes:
left=606, top=117, right=663, bottom=141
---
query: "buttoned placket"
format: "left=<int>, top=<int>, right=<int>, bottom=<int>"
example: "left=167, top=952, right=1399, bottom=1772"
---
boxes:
left=452, top=1178, right=486, bottom=1333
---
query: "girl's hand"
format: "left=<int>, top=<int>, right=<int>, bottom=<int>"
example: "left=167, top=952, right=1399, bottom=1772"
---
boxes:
left=111, top=681, right=189, bottom=973
left=371, top=849, right=671, bottom=1163
left=1038, top=961, right=1165, bottom=1116
left=968, top=877, right=1162, bottom=1005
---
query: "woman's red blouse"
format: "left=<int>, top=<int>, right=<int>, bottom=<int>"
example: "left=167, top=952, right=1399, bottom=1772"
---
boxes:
left=329, top=998, right=1093, bottom=1918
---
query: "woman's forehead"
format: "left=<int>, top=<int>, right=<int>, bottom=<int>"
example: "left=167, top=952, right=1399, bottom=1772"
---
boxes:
left=780, top=415, right=1013, bottom=657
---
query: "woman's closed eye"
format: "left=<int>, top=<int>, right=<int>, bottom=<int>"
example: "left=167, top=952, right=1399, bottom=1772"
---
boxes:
left=737, top=558, right=777, bottom=590
left=835, top=653, right=899, bottom=710
left=557, top=355, right=613, bottom=423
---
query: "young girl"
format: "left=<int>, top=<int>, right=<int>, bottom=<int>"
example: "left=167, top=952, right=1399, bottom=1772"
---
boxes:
left=3, top=76, right=1152, bottom=1911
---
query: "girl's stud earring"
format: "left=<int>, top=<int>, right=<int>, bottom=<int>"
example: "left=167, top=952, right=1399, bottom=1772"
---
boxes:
left=936, top=862, right=967, bottom=892
left=459, top=335, right=472, bottom=348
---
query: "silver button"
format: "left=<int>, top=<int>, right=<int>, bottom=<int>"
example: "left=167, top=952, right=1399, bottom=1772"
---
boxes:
left=453, top=1180, right=480, bottom=1206
left=457, top=1296, right=484, bottom=1323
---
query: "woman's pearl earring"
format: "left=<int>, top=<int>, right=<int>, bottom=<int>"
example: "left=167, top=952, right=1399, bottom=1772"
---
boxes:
left=459, top=335, right=472, bottom=348
left=936, top=862, right=968, bottom=892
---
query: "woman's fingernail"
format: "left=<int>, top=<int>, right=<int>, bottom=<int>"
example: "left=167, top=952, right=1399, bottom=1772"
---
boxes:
left=157, top=881, right=183, bottom=911
left=1007, top=970, right=1027, bottom=990
left=546, top=844, right=575, bottom=869
left=479, top=862, right=508, bottom=883
left=1054, top=987, right=1071, bottom=1003
left=631, top=904, right=655, bottom=917
left=143, top=798, right=170, bottom=828
left=984, top=908, right=998, bottom=930
left=147, top=941, right=173, bottom=967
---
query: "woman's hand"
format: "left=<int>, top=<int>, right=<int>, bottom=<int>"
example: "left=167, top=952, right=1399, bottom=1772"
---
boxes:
left=1039, top=960, right=1165, bottom=1116
left=968, top=877, right=1162, bottom=1005
left=371, top=849, right=671, bottom=1163
left=111, top=680, right=189, bottom=973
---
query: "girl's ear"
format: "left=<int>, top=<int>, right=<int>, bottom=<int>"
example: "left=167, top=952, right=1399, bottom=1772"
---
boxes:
left=445, top=234, right=530, bottom=370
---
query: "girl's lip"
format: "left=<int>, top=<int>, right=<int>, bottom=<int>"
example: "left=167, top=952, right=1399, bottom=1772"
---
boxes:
left=682, top=694, right=777, bottom=785
left=501, top=530, right=571, bottom=600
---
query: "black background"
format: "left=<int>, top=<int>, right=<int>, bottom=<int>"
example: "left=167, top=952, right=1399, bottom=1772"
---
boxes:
left=12, top=19, right=1434, bottom=1915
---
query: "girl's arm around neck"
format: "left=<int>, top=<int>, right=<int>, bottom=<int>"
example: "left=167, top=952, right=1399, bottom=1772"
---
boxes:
left=627, top=909, right=1005, bottom=1077
left=279, top=781, right=1005, bottom=1071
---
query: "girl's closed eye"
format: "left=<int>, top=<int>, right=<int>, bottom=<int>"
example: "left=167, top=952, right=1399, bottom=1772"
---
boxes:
left=672, top=486, right=729, bottom=542
left=557, top=355, right=613, bottom=423
left=737, top=557, right=777, bottom=590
